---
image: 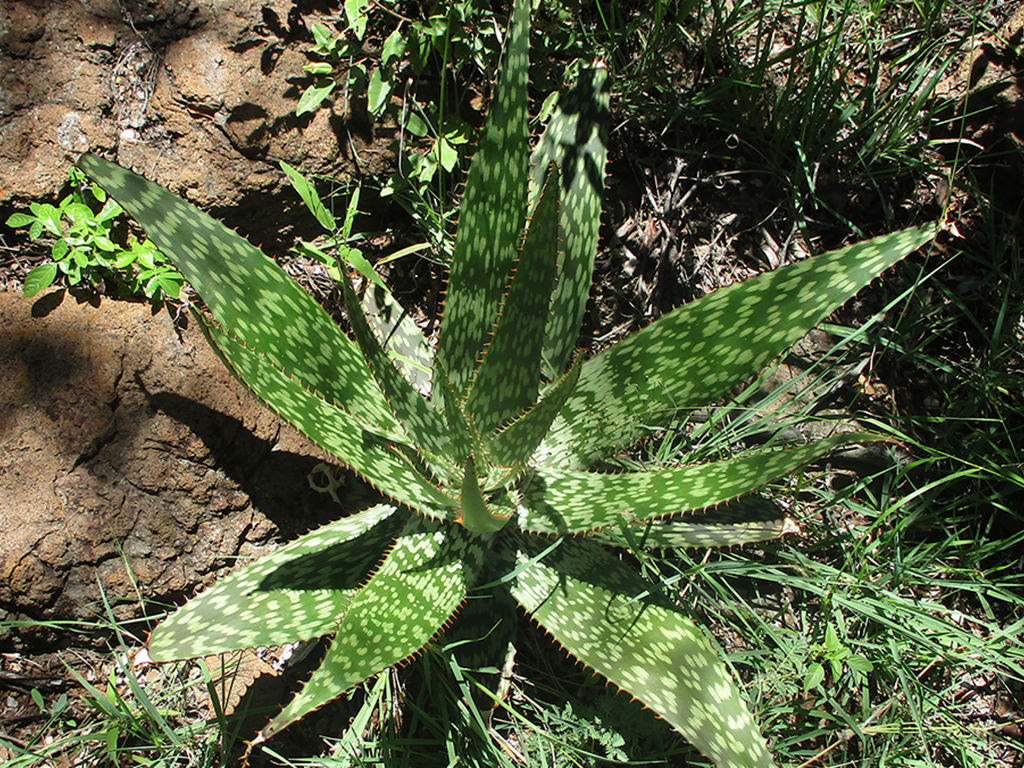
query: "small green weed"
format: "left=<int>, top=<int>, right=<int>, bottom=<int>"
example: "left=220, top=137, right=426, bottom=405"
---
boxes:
left=294, top=2, right=502, bottom=261
left=5, top=167, right=183, bottom=302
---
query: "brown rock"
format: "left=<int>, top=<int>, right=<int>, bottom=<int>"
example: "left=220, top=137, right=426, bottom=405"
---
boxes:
left=0, top=0, right=394, bottom=249
left=0, top=290, right=365, bottom=648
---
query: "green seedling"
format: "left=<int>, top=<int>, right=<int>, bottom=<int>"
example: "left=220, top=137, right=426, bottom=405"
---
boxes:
left=5, top=167, right=182, bottom=302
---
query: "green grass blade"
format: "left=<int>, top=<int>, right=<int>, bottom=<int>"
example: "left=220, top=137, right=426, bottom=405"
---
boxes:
left=434, top=0, right=530, bottom=396
left=485, top=355, right=582, bottom=470
left=147, top=505, right=401, bottom=659
left=539, top=224, right=937, bottom=467
left=529, top=63, right=610, bottom=378
left=196, top=314, right=457, bottom=518
left=257, top=519, right=480, bottom=742
left=77, top=153, right=398, bottom=434
left=513, top=536, right=773, bottom=768
left=523, top=432, right=887, bottom=534
left=466, top=165, right=560, bottom=433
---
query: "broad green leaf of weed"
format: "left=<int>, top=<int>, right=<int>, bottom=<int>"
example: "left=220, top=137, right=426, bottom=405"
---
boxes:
left=23, top=263, right=58, bottom=298
left=296, top=79, right=335, bottom=116
left=280, top=161, right=336, bottom=231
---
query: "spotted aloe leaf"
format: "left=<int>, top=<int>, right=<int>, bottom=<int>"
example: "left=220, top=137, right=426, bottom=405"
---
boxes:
left=361, top=283, right=432, bottom=394
left=434, top=0, right=529, bottom=396
left=147, top=505, right=401, bottom=659
left=588, top=496, right=798, bottom=549
left=340, top=276, right=451, bottom=466
left=521, top=432, right=888, bottom=535
left=76, top=153, right=400, bottom=441
left=485, top=355, right=582, bottom=470
left=195, top=315, right=456, bottom=518
left=537, top=224, right=938, bottom=468
left=257, top=517, right=482, bottom=742
left=466, top=165, right=560, bottom=433
left=513, top=536, right=773, bottom=768
left=529, top=64, right=610, bottom=378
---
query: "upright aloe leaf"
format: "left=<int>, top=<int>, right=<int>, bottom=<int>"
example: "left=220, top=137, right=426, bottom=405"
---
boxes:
left=529, top=64, right=610, bottom=378
left=465, top=165, right=560, bottom=433
left=485, top=356, right=582, bottom=470
left=435, top=0, right=530, bottom=396
left=539, top=224, right=937, bottom=467
left=77, top=154, right=400, bottom=439
left=460, top=456, right=509, bottom=534
left=513, top=536, right=773, bottom=768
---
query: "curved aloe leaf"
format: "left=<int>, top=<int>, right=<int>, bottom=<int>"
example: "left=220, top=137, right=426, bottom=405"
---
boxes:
left=148, top=505, right=401, bottom=659
left=196, top=315, right=457, bottom=519
left=257, top=518, right=481, bottom=742
left=76, top=154, right=399, bottom=438
left=529, top=64, right=610, bottom=378
left=460, top=456, right=510, bottom=534
left=539, top=225, right=937, bottom=467
left=513, top=536, right=772, bottom=768
left=435, top=0, right=530, bottom=396
left=522, top=432, right=886, bottom=534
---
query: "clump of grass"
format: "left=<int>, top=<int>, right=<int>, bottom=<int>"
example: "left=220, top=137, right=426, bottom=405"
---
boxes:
left=558, top=0, right=984, bottom=230
left=0, top=610, right=233, bottom=768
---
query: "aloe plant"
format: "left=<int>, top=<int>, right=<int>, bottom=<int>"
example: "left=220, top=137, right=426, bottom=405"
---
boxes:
left=77, top=1, right=936, bottom=764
